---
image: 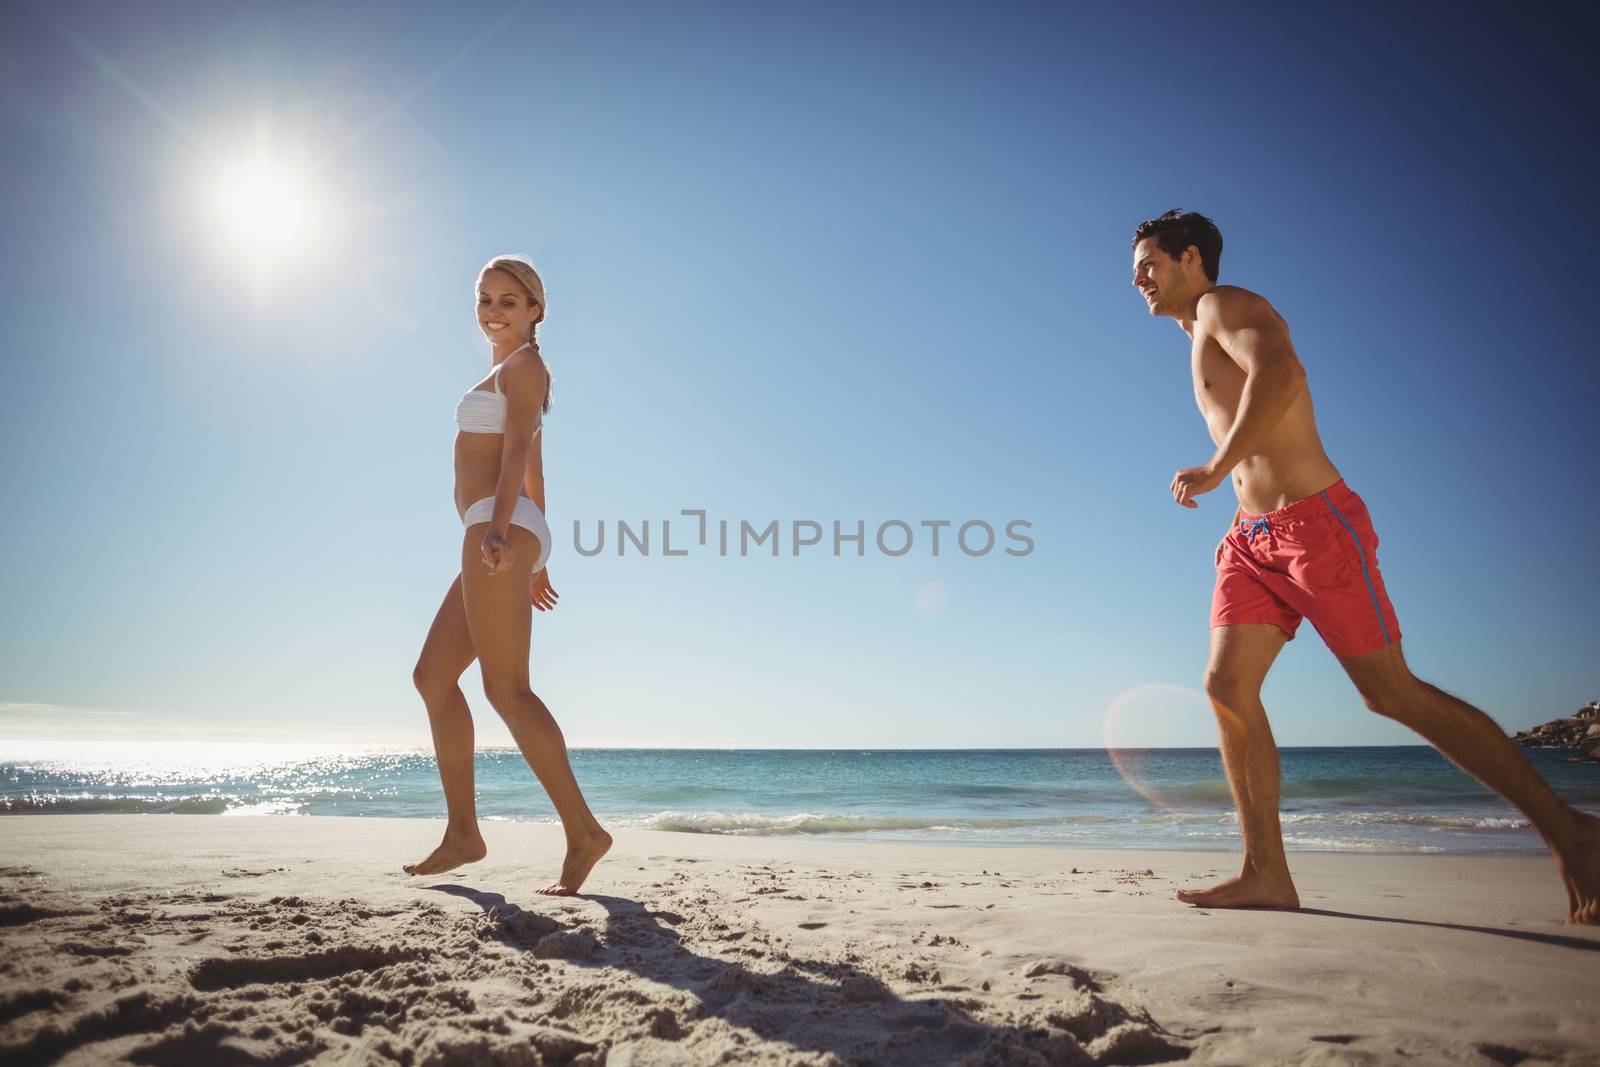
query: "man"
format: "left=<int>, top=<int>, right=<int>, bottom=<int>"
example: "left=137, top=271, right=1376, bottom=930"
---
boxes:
left=1129, top=209, right=1597, bottom=922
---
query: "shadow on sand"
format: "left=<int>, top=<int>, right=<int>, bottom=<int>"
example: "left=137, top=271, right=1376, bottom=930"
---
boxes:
left=424, top=883, right=1193, bottom=1066
left=1294, top=907, right=1600, bottom=951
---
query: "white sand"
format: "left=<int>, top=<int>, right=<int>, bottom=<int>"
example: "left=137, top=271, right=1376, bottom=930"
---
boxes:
left=2, top=816, right=1597, bottom=1065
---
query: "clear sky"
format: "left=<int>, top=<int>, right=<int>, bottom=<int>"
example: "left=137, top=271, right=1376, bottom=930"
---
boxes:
left=1, top=2, right=1595, bottom=749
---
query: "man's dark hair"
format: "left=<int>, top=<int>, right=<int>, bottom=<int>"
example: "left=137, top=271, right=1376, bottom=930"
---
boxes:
left=1132, top=210, right=1223, bottom=282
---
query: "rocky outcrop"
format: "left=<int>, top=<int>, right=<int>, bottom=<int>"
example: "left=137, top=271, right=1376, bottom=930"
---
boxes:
left=1513, top=701, right=1600, bottom=762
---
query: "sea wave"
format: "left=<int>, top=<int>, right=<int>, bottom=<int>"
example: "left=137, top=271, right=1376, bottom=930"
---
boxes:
left=1277, top=811, right=1528, bottom=831
left=0, top=794, right=240, bottom=815
left=1279, top=833, right=1445, bottom=853
left=1131, top=808, right=1532, bottom=833
left=618, top=811, right=1107, bottom=836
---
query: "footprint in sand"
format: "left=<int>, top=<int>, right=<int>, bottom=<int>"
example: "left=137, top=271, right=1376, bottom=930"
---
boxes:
left=0, top=903, right=70, bottom=927
left=189, top=945, right=419, bottom=990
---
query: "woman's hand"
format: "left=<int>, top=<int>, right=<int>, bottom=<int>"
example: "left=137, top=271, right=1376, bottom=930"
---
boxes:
left=481, top=529, right=515, bottom=574
left=531, top=568, right=560, bottom=612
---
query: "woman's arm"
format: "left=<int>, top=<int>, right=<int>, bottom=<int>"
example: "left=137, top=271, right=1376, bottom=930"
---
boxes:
left=523, top=430, right=559, bottom=610
left=523, top=430, right=546, bottom=514
left=480, top=352, right=547, bottom=573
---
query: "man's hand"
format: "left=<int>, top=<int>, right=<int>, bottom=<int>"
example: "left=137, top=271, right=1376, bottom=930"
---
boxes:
left=1171, top=464, right=1224, bottom=509
left=531, top=569, right=559, bottom=612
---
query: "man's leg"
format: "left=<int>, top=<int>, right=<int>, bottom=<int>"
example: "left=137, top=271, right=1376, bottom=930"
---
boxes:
left=1342, top=643, right=1600, bottom=923
left=1177, top=623, right=1301, bottom=909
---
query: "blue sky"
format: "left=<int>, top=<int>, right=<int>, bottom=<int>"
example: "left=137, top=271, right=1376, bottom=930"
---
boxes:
left=1, top=2, right=1595, bottom=748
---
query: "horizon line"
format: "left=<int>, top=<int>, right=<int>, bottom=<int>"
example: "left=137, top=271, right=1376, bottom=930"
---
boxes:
left=0, top=736, right=1528, bottom=754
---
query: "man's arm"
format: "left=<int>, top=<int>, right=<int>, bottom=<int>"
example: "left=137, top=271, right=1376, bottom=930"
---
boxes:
left=1200, top=288, right=1307, bottom=477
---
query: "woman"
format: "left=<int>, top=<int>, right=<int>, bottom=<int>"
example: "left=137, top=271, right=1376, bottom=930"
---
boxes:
left=405, top=254, right=611, bottom=895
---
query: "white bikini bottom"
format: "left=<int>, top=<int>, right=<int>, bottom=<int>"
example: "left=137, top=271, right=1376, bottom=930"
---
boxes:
left=462, top=496, right=551, bottom=573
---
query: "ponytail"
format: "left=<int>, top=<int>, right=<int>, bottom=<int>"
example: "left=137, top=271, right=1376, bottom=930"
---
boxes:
left=479, top=253, right=554, bottom=414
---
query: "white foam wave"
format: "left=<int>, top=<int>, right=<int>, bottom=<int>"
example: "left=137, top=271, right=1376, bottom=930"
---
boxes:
left=1277, top=811, right=1529, bottom=831
left=617, top=811, right=1075, bottom=836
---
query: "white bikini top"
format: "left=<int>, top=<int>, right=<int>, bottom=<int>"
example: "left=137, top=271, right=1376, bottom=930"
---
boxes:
left=454, top=343, right=543, bottom=439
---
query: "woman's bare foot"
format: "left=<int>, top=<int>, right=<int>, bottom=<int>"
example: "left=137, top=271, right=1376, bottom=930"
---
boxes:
left=1177, top=866, right=1300, bottom=910
left=537, top=828, right=612, bottom=896
left=403, top=830, right=487, bottom=876
left=1556, top=811, right=1600, bottom=925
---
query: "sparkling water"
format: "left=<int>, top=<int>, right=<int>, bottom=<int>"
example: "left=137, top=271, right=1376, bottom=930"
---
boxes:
left=3, top=741, right=1596, bottom=854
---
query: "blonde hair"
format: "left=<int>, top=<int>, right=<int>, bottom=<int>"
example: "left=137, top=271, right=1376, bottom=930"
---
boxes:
left=477, top=254, right=553, bottom=413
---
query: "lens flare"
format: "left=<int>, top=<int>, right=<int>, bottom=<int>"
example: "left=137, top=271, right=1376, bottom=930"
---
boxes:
left=1103, top=683, right=1217, bottom=811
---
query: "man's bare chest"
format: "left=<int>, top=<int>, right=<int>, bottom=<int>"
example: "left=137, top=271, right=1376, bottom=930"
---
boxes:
left=1190, top=336, right=1245, bottom=419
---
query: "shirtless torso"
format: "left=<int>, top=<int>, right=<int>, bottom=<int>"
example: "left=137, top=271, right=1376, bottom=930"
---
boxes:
left=1184, top=285, right=1341, bottom=515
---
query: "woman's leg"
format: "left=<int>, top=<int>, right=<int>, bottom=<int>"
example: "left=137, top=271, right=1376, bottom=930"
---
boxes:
left=460, top=525, right=611, bottom=895
left=404, top=574, right=488, bottom=875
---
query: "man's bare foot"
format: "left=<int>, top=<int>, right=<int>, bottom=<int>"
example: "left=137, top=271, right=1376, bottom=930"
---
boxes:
left=403, top=831, right=487, bottom=876
left=537, top=828, right=613, bottom=896
left=1556, top=811, right=1600, bottom=925
left=1177, top=867, right=1300, bottom=910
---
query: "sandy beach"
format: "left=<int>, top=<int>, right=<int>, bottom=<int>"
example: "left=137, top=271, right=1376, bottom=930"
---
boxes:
left=2, top=816, right=1597, bottom=1066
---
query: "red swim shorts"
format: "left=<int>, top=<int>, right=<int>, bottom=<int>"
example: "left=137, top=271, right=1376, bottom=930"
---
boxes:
left=1211, top=480, right=1401, bottom=658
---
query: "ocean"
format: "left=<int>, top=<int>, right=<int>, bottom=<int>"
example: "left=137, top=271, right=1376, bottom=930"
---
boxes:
left=3, top=742, right=1596, bottom=855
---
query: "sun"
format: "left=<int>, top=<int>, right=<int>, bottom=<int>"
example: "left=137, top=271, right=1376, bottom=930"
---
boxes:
left=203, top=148, right=322, bottom=264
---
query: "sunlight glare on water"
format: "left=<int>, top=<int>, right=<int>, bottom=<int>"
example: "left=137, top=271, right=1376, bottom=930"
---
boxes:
left=1, top=739, right=392, bottom=781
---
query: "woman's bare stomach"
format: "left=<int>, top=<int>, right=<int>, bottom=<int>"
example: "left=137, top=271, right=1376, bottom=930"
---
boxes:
left=453, top=434, right=510, bottom=518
